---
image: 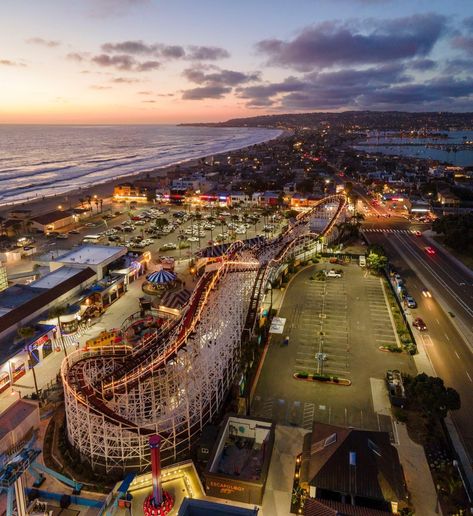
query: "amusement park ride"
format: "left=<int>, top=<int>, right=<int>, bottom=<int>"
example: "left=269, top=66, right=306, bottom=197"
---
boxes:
left=0, top=196, right=347, bottom=515
left=60, top=194, right=347, bottom=476
left=0, top=434, right=83, bottom=516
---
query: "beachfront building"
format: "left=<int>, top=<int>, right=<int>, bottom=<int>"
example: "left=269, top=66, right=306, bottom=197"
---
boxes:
left=30, top=209, right=77, bottom=234
left=0, top=245, right=145, bottom=391
left=113, top=183, right=149, bottom=203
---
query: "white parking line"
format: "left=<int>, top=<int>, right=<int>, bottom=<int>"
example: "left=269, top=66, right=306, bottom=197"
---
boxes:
left=454, top=351, right=460, bottom=359
left=467, top=372, right=472, bottom=383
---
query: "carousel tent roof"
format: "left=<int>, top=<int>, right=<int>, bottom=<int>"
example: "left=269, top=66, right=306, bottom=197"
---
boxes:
left=146, top=269, right=177, bottom=285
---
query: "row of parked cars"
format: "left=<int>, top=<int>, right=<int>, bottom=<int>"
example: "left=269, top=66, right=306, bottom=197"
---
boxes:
left=392, top=272, right=431, bottom=331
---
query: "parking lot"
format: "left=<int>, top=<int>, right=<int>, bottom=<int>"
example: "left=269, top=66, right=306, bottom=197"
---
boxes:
left=251, top=262, right=417, bottom=438
left=25, top=202, right=284, bottom=261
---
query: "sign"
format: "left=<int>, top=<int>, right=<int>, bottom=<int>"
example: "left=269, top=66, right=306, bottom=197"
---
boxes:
left=209, top=480, right=245, bottom=496
left=269, top=317, right=286, bottom=334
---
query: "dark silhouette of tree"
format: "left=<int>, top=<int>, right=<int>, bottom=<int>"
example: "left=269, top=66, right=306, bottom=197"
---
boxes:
left=404, top=373, right=461, bottom=419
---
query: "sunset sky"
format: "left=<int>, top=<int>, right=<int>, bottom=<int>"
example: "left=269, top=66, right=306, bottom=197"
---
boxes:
left=1, top=0, right=472, bottom=124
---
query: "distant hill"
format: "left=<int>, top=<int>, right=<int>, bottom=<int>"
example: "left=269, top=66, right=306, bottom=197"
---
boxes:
left=181, top=110, right=473, bottom=131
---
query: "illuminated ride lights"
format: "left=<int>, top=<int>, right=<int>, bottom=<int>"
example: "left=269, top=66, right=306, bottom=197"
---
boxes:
left=143, top=435, right=174, bottom=516
left=61, top=194, right=347, bottom=473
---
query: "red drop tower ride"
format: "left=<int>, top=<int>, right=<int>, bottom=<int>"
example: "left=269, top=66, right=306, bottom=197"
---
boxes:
left=143, top=435, right=174, bottom=516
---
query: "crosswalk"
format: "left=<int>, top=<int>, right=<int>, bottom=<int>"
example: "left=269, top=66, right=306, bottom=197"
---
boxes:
left=362, top=228, right=413, bottom=234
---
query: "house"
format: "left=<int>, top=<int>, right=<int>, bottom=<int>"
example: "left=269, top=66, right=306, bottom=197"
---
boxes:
left=300, top=423, right=407, bottom=514
left=30, top=210, right=76, bottom=233
left=437, top=189, right=460, bottom=207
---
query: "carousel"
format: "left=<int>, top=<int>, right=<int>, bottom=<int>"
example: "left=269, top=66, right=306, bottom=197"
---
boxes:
left=142, top=269, right=178, bottom=296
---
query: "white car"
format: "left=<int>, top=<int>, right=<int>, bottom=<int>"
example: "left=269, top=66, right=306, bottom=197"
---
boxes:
left=326, top=269, right=342, bottom=278
left=187, top=236, right=199, bottom=242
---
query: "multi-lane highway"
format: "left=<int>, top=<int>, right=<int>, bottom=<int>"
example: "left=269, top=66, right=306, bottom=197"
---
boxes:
left=355, top=184, right=473, bottom=483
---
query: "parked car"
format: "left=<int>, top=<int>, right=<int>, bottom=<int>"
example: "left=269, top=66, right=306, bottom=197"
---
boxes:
left=413, top=318, right=427, bottom=331
left=405, top=296, right=417, bottom=309
left=326, top=269, right=342, bottom=278
left=69, top=229, right=80, bottom=234
left=160, top=242, right=177, bottom=250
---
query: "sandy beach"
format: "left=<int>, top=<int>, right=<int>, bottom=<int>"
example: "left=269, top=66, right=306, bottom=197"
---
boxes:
left=0, top=158, right=200, bottom=218
left=0, top=128, right=291, bottom=219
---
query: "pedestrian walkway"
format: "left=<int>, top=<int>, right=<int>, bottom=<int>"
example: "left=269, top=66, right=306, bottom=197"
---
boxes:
left=0, top=275, right=146, bottom=411
left=395, top=422, right=440, bottom=516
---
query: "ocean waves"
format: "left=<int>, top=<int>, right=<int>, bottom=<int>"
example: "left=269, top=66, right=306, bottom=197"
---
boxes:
left=0, top=125, right=282, bottom=205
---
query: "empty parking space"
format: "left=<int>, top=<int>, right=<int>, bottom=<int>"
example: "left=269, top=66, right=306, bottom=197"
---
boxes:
left=251, top=261, right=417, bottom=435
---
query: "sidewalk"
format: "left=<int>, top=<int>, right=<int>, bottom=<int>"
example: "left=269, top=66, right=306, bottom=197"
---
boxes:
left=395, top=422, right=440, bottom=516
left=0, top=275, right=147, bottom=412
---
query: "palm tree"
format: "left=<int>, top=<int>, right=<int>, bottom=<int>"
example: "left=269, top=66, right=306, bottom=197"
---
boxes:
left=194, top=211, right=203, bottom=248
left=17, top=326, right=40, bottom=402
left=334, top=221, right=348, bottom=243
left=48, top=305, right=68, bottom=359
left=12, top=222, right=22, bottom=237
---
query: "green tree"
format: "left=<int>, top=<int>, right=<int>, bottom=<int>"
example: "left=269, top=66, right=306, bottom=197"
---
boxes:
left=366, top=251, right=388, bottom=273
left=404, top=373, right=461, bottom=419
left=17, top=326, right=40, bottom=402
left=48, top=305, right=68, bottom=359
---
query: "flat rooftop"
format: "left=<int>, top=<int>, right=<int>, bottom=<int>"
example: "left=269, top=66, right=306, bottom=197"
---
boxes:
left=208, top=416, right=273, bottom=482
left=0, top=284, right=43, bottom=310
left=55, top=245, right=127, bottom=266
left=0, top=399, right=39, bottom=441
left=30, top=266, right=89, bottom=290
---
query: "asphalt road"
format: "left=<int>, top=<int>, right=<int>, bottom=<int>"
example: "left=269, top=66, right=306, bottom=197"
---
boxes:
left=363, top=229, right=473, bottom=464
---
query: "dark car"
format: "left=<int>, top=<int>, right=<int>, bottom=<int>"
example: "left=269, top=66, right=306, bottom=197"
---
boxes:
left=413, top=317, right=427, bottom=331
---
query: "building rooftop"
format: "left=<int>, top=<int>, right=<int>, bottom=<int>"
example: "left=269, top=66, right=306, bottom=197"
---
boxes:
left=178, top=498, right=258, bottom=516
left=0, top=267, right=95, bottom=338
left=55, top=245, right=127, bottom=266
left=301, top=423, right=406, bottom=503
left=32, top=209, right=74, bottom=225
left=0, top=284, right=43, bottom=310
left=0, top=399, right=39, bottom=441
left=30, top=266, right=85, bottom=290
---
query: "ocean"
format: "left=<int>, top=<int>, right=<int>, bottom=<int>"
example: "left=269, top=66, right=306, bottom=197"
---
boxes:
left=0, top=124, right=282, bottom=206
left=354, top=130, right=473, bottom=167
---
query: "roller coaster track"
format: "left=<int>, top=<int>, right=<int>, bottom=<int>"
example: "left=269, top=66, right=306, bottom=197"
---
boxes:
left=61, top=194, right=346, bottom=471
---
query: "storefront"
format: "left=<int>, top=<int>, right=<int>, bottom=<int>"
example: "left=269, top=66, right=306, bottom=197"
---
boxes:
left=110, top=251, right=151, bottom=285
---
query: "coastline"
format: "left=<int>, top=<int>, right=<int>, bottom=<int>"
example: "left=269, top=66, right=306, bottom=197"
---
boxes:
left=0, top=127, right=289, bottom=217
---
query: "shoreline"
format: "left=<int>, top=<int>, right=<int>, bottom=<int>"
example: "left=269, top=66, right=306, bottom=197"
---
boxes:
left=0, top=127, right=290, bottom=217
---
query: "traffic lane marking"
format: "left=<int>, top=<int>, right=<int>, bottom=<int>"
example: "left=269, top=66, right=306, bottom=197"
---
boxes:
left=467, top=372, right=472, bottom=383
